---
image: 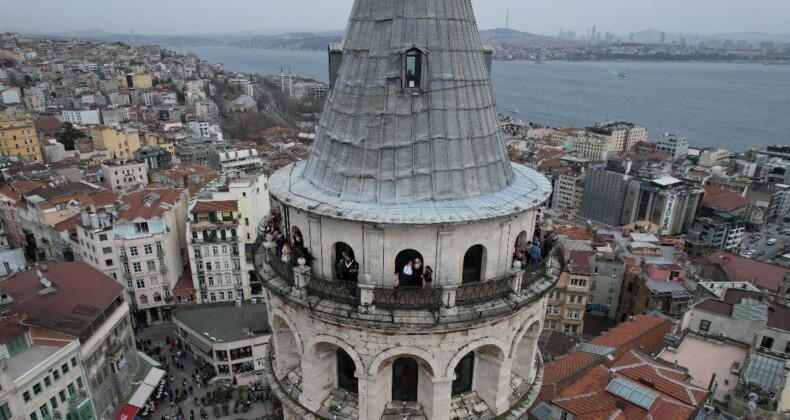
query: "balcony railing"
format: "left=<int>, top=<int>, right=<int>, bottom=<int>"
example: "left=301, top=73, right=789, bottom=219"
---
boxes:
left=261, top=247, right=560, bottom=314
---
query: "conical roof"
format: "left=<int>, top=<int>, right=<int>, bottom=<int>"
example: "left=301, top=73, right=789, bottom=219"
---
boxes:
left=301, top=0, right=514, bottom=204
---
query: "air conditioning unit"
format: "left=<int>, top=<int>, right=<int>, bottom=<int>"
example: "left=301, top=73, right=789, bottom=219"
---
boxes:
left=250, top=298, right=257, bottom=304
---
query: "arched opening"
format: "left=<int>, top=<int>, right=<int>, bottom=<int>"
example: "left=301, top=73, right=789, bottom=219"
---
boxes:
left=337, top=348, right=358, bottom=394
left=462, top=245, right=486, bottom=283
left=404, top=49, right=422, bottom=88
left=333, top=242, right=355, bottom=280
left=451, top=352, right=474, bottom=396
left=291, top=226, right=304, bottom=250
left=271, top=314, right=301, bottom=380
left=512, top=320, right=542, bottom=384
left=392, top=358, right=419, bottom=402
left=395, top=249, right=423, bottom=287
left=515, top=230, right=529, bottom=255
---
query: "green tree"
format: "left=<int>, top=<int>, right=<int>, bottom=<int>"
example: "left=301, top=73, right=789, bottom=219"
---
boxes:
left=54, top=123, right=84, bottom=151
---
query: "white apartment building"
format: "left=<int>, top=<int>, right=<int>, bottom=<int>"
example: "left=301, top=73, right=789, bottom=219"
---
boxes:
left=213, top=149, right=262, bottom=175
left=61, top=110, right=101, bottom=126
left=654, top=133, right=689, bottom=161
left=551, top=169, right=585, bottom=217
left=573, top=122, right=647, bottom=161
left=76, top=208, right=120, bottom=281
left=194, top=173, right=270, bottom=256
left=187, top=199, right=251, bottom=303
left=116, top=189, right=188, bottom=325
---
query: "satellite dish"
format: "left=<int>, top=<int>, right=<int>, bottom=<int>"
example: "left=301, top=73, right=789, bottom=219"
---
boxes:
left=40, top=278, right=52, bottom=288
left=36, top=270, right=43, bottom=278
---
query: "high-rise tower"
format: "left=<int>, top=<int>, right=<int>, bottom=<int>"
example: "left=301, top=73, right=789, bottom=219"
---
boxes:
left=256, top=1, right=559, bottom=418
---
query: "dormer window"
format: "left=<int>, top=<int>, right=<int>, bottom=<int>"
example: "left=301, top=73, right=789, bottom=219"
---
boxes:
left=405, top=49, right=422, bottom=88
left=400, top=44, right=428, bottom=91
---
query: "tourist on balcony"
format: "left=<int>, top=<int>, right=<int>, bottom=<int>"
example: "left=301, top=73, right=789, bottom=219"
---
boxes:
left=347, top=258, right=359, bottom=283
left=413, top=258, right=423, bottom=284
left=292, top=232, right=304, bottom=250
left=529, top=242, right=542, bottom=265
left=336, top=251, right=349, bottom=280
left=515, top=250, right=527, bottom=268
left=281, top=244, right=293, bottom=273
left=401, top=259, right=414, bottom=286
left=422, top=266, right=433, bottom=287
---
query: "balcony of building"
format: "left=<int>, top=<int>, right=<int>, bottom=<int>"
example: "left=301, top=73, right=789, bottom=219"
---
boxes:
left=255, top=243, right=562, bottom=327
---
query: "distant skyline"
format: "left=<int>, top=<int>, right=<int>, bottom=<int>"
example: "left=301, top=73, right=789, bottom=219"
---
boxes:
left=1, top=0, right=789, bottom=37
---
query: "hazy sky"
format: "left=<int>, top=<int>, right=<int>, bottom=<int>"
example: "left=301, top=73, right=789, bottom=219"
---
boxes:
left=1, top=0, right=788, bottom=36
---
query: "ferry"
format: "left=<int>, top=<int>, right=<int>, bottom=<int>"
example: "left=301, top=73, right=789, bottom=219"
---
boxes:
left=617, top=71, right=630, bottom=78
left=509, top=108, right=520, bottom=114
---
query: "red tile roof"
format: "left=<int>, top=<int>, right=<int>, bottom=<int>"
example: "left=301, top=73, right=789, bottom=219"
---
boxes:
left=118, top=189, right=185, bottom=221
left=567, top=250, right=594, bottom=276
left=0, top=262, right=124, bottom=337
left=534, top=316, right=674, bottom=409
left=0, top=320, right=28, bottom=344
left=707, top=251, right=790, bottom=292
left=702, top=187, right=750, bottom=213
left=191, top=200, right=238, bottom=213
left=0, top=180, right=47, bottom=200
left=613, top=352, right=708, bottom=407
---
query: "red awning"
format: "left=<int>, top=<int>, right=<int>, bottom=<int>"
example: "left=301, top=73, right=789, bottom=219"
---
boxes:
left=116, top=404, right=139, bottom=420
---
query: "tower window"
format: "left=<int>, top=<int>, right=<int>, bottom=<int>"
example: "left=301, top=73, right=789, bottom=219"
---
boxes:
left=405, top=50, right=422, bottom=88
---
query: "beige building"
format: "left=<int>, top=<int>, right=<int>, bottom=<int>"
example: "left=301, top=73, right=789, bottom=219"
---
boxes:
left=0, top=113, right=44, bottom=162
left=573, top=122, right=647, bottom=161
left=119, top=73, right=153, bottom=89
left=91, top=126, right=142, bottom=159
left=544, top=250, right=592, bottom=333
left=100, top=160, right=148, bottom=192
left=698, top=148, right=730, bottom=167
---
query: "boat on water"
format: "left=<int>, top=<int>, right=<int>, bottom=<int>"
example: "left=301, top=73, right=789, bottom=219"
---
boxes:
left=618, top=71, right=630, bottom=78
left=509, top=108, right=520, bottom=114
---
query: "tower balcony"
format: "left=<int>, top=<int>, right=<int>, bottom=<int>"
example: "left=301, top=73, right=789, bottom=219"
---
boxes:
left=255, top=245, right=562, bottom=328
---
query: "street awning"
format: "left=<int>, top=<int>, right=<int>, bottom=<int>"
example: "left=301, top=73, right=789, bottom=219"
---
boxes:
left=137, top=351, right=162, bottom=368
left=116, top=404, right=139, bottom=420
left=128, top=384, right=155, bottom=408
left=142, top=367, right=165, bottom=387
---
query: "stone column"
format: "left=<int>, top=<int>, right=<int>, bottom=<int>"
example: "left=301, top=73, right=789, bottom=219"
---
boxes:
left=475, top=355, right=514, bottom=415
left=356, top=373, right=383, bottom=420
left=298, top=348, right=334, bottom=412
left=440, top=285, right=458, bottom=317
left=292, top=259, right=310, bottom=299
left=424, top=378, right=453, bottom=420
left=358, top=274, right=376, bottom=313
left=509, top=263, right=526, bottom=296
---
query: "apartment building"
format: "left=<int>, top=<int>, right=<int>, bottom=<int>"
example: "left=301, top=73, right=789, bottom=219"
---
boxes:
left=187, top=200, right=251, bottom=303
left=0, top=113, right=44, bottom=162
left=0, top=262, right=146, bottom=419
left=654, top=132, right=689, bottom=161
left=620, top=176, right=705, bottom=235
left=545, top=250, right=592, bottom=333
left=116, top=189, right=188, bottom=325
left=550, top=168, right=585, bottom=218
left=572, top=122, right=647, bottom=161
left=100, top=160, right=148, bottom=192
left=90, top=126, right=142, bottom=159
left=0, top=181, right=48, bottom=249
left=61, top=110, right=101, bottom=126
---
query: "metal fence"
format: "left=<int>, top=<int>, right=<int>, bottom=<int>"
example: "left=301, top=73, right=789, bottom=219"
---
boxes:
left=262, top=247, right=561, bottom=312
left=375, top=286, right=443, bottom=310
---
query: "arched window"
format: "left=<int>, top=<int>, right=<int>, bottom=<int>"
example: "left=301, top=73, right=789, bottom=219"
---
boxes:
left=451, top=351, right=474, bottom=396
left=405, top=49, right=422, bottom=88
left=337, top=349, right=358, bottom=394
left=392, top=358, right=419, bottom=402
left=395, top=249, right=423, bottom=287
left=334, top=242, right=355, bottom=280
left=462, top=245, right=486, bottom=283
left=139, top=294, right=148, bottom=304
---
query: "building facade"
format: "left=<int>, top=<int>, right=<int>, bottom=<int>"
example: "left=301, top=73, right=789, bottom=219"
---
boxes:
left=654, top=132, right=689, bottom=161
left=90, top=126, right=142, bottom=160
left=579, top=167, right=631, bottom=226
left=0, top=113, right=43, bottom=162
left=187, top=200, right=251, bottom=303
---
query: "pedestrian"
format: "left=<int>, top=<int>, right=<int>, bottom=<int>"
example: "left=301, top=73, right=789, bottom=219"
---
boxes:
left=188, top=385, right=193, bottom=395
left=412, top=258, right=423, bottom=285
left=336, top=251, right=348, bottom=280
left=529, top=242, right=542, bottom=265
left=422, top=266, right=433, bottom=287
left=401, top=260, right=414, bottom=287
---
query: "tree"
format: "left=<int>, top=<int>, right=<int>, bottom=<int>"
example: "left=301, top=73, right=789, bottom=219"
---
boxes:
left=54, top=123, right=84, bottom=151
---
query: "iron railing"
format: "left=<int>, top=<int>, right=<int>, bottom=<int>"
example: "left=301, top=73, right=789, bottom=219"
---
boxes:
left=456, top=275, right=513, bottom=306
left=261, top=246, right=561, bottom=311
left=375, top=286, right=443, bottom=310
left=305, top=273, right=359, bottom=306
